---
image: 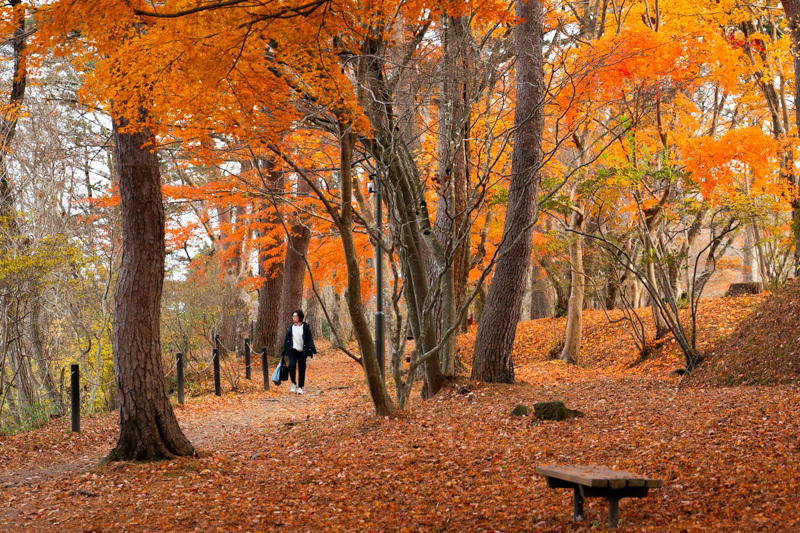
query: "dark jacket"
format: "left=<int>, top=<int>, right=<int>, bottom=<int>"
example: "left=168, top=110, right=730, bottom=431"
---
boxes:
left=283, top=322, right=317, bottom=358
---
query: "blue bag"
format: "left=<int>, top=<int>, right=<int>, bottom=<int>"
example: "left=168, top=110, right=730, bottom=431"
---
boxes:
left=271, top=357, right=282, bottom=386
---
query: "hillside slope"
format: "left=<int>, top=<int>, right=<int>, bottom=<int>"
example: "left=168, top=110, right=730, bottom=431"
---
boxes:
left=694, top=277, right=800, bottom=385
left=458, top=293, right=766, bottom=379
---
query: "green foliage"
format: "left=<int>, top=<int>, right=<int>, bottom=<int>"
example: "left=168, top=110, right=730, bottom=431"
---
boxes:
left=0, top=401, right=61, bottom=436
left=488, top=186, right=508, bottom=207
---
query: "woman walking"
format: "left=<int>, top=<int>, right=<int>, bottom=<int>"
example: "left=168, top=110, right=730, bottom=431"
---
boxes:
left=282, top=309, right=317, bottom=394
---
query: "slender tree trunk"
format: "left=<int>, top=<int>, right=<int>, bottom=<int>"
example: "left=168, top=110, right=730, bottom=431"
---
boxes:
left=107, top=114, right=195, bottom=462
left=648, top=260, right=670, bottom=339
left=9, top=328, right=38, bottom=410
left=29, top=297, right=60, bottom=410
left=472, top=0, right=544, bottom=382
left=561, top=201, right=585, bottom=364
left=336, top=124, right=394, bottom=415
left=433, top=14, right=472, bottom=375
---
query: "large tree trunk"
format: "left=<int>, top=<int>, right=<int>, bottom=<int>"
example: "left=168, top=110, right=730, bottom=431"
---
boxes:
left=278, top=177, right=311, bottom=353
left=471, top=0, right=544, bottom=382
left=278, top=222, right=310, bottom=323
left=253, top=159, right=284, bottom=359
left=779, top=0, right=800, bottom=276
left=107, top=114, right=195, bottom=462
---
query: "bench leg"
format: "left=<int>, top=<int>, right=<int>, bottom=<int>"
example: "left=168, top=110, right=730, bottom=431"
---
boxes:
left=573, top=487, right=584, bottom=522
left=608, top=497, right=619, bottom=529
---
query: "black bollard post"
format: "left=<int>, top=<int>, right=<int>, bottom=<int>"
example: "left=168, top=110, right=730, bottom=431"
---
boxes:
left=244, top=338, right=251, bottom=380
left=213, top=348, right=221, bottom=396
left=261, top=347, right=269, bottom=390
left=176, top=353, right=184, bottom=405
left=70, top=364, right=80, bottom=432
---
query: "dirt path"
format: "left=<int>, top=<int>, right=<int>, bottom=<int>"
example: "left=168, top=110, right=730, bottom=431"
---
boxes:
left=0, top=346, right=361, bottom=489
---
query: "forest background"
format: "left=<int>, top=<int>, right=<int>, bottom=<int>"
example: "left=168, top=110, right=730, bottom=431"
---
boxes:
left=0, top=0, right=798, bottom=461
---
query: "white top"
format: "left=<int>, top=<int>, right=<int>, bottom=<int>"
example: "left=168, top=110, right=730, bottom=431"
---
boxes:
left=292, top=324, right=304, bottom=352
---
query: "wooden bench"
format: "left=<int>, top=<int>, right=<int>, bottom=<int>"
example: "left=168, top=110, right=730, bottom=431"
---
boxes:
left=535, top=465, right=663, bottom=529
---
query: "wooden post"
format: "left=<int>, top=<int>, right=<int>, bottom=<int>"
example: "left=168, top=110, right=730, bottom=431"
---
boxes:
left=70, top=364, right=80, bottom=433
left=213, top=348, right=221, bottom=396
left=261, top=347, right=269, bottom=390
left=244, top=338, right=251, bottom=380
left=176, top=353, right=184, bottom=404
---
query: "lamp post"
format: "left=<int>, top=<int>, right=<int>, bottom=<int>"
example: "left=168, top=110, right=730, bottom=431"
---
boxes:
left=369, top=173, right=385, bottom=382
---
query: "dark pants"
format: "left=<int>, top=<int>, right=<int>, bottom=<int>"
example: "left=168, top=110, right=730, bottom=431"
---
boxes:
left=288, top=349, right=307, bottom=388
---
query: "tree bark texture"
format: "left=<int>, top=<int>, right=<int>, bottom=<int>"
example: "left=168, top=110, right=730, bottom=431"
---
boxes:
left=471, top=0, right=544, bottom=383
left=278, top=176, right=311, bottom=353
left=108, top=115, right=195, bottom=461
left=253, top=160, right=284, bottom=358
left=433, top=15, right=472, bottom=376
left=561, top=201, right=585, bottom=365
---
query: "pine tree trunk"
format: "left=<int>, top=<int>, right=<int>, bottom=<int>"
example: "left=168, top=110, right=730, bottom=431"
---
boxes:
left=279, top=222, right=310, bottom=329
left=107, top=114, right=195, bottom=462
left=253, top=160, right=284, bottom=358
left=471, top=0, right=544, bottom=383
left=278, top=177, right=311, bottom=353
